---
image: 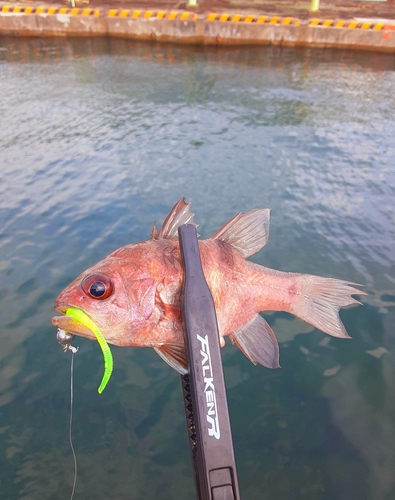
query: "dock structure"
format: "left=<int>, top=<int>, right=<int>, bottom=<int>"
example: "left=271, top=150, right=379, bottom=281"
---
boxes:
left=0, top=1, right=394, bottom=51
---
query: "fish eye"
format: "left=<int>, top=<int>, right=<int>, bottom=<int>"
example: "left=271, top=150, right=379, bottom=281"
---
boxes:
left=82, top=274, right=113, bottom=300
left=90, top=282, right=106, bottom=298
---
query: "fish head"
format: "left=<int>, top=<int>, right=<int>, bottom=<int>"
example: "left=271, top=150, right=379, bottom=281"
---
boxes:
left=52, top=243, right=160, bottom=346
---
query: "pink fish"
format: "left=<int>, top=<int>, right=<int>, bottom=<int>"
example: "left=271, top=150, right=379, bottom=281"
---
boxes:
left=52, top=199, right=364, bottom=373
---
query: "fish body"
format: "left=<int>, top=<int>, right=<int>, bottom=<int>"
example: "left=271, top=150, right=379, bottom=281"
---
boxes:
left=52, top=199, right=363, bottom=373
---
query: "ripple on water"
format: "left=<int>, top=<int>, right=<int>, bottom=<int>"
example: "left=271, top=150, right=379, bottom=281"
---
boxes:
left=0, top=39, right=394, bottom=500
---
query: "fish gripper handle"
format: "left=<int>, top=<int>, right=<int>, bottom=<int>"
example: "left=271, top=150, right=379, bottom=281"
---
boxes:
left=178, top=224, right=240, bottom=500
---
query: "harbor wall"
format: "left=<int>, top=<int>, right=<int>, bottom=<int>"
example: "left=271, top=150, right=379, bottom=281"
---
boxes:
left=1, top=6, right=394, bottom=51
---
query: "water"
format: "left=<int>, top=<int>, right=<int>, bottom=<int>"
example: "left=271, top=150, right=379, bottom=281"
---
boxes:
left=0, top=37, right=394, bottom=500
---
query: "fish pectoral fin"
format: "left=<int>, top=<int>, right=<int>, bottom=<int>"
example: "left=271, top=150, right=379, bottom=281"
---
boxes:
left=229, top=314, right=280, bottom=369
left=150, top=198, right=198, bottom=240
left=211, top=208, right=270, bottom=258
left=154, top=343, right=188, bottom=374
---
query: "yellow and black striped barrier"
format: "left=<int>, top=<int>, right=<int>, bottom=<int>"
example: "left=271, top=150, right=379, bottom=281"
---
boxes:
left=0, top=5, right=100, bottom=15
left=308, top=18, right=386, bottom=30
left=0, top=6, right=197, bottom=20
left=106, top=9, right=198, bottom=20
left=0, top=5, right=393, bottom=31
left=205, top=14, right=300, bottom=25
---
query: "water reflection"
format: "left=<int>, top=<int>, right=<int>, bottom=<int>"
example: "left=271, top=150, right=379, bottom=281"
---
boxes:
left=0, top=37, right=394, bottom=500
left=1, top=36, right=395, bottom=70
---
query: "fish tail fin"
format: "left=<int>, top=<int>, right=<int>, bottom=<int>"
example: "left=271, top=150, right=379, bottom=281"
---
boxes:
left=290, top=275, right=365, bottom=338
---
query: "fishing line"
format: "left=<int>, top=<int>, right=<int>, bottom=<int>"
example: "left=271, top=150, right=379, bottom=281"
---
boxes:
left=57, top=329, right=79, bottom=500
left=56, top=309, right=113, bottom=497
left=68, top=347, right=78, bottom=500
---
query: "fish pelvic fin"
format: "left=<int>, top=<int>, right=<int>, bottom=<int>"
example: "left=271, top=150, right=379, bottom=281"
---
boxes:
left=211, top=208, right=270, bottom=258
left=229, top=314, right=280, bottom=369
left=150, top=198, right=198, bottom=240
left=154, top=343, right=188, bottom=374
left=290, top=275, right=366, bottom=339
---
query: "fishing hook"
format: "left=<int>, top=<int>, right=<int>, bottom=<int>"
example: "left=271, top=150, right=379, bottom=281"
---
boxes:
left=57, top=328, right=79, bottom=354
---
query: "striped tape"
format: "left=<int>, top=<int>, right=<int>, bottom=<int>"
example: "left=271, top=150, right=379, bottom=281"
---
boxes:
left=0, top=6, right=392, bottom=30
left=309, top=18, right=385, bottom=30
left=0, top=6, right=197, bottom=20
left=106, top=9, right=197, bottom=20
left=206, top=13, right=300, bottom=25
left=0, top=5, right=100, bottom=15
left=205, top=14, right=387, bottom=30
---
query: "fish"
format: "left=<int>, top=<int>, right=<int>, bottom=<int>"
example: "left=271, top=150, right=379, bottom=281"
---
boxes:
left=52, top=198, right=364, bottom=374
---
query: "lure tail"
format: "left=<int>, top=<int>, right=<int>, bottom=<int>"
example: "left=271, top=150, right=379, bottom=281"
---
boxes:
left=66, top=308, right=113, bottom=393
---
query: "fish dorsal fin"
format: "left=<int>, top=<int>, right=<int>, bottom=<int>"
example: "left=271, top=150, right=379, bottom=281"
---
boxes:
left=211, top=208, right=270, bottom=257
left=150, top=222, right=160, bottom=240
left=229, top=314, right=280, bottom=369
left=154, top=343, right=188, bottom=374
left=150, top=198, right=198, bottom=240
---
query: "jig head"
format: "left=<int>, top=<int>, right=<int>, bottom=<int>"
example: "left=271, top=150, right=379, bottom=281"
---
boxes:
left=57, top=328, right=79, bottom=354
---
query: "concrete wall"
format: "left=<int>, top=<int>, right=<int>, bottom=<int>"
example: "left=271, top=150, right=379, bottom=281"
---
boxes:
left=0, top=8, right=394, bottom=52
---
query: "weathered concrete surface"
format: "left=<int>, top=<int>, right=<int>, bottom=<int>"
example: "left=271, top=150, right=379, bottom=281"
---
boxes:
left=203, top=21, right=395, bottom=50
left=106, top=17, right=199, bottom=42
left=0, top=5, right=394, bottom=51
left=0, top=12, right=107, bottom=36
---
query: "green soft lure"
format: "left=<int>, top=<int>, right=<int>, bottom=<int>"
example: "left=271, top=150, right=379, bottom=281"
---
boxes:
left=66, top=308, right=113, bottom=394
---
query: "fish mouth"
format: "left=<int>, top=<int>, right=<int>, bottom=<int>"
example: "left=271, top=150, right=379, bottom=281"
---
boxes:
left=51, top=307, right=96, bottom=340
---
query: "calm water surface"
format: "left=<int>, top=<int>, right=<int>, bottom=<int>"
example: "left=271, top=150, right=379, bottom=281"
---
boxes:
left=0, top=37, right=395, bottom=500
